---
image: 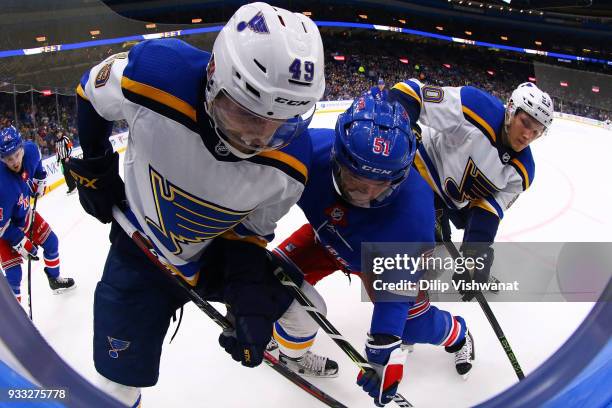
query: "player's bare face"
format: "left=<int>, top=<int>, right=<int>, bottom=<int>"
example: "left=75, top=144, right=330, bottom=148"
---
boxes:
left=213, top=93, right=283, bottom=153
left=339, top=165, right=391, bottom=207
left=1, top=147, right=24, bottom=172
left=507, top=111, right=545, bottom=152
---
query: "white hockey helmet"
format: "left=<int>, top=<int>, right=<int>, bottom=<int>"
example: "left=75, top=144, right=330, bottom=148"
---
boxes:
left=205, top=2, right=325, bottom=157
left=506, top=82, right=554, bottom=130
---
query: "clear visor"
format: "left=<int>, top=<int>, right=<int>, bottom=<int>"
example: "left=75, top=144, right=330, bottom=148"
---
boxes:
left=336, top=164, right=393, bottom=208
left=209, top=90, right=314, bottom=154
left=1, top=147, right=24, bottom=169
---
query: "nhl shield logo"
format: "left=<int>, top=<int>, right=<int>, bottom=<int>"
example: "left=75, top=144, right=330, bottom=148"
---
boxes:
left=237, top=11, right=270, bottom=34
left=502, top=152, right=511, bottom=163
left=108, top=336, right=131, bottom=359
left=215, top=141, right=230, bottom=156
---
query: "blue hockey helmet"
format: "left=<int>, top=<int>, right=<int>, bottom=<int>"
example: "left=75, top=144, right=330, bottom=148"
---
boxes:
left=332, top=95, right=417, bottom=208
left=0, top=126, right=24, bottom=158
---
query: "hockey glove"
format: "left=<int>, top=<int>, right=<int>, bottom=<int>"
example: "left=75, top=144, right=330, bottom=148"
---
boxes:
left=357, top=333, right=408, bottom=407
left=31, top=178, right=46, bottom=198
left=64, top=151, right=126, bottom=223
left=452, top=243, right=494, bottom=301
left=218, top=309, right=272, bottom=368
left=13, top=236, right=39, bottom=261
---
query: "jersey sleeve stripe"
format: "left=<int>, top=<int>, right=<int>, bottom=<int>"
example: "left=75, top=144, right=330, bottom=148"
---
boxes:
left=250, top=150, right=308, bottom=185
left=75, top=84, right=89, bottom=101
left=391, top=82, right=422, bottom=107
left=462, top=105, right=496, bottom=145
left=121, top=76, right=197, bottom=121
left=510, top=158, right=530, bottom=190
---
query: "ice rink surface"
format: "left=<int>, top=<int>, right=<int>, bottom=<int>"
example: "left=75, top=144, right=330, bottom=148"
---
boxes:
left=25, top=112, right=610, bottom=407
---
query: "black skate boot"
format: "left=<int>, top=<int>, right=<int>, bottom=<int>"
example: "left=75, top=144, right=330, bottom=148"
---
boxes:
left=45, top=268, right=76, bottom=294
left=445, top=330, right=475, bottom=379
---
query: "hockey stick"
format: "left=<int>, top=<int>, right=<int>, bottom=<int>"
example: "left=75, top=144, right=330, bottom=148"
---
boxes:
left=26, top=195, right=39, bottom=321
left=441, top=240, right=525, bottom=380
left=111, top=206, right=347, bottom=408
left=272, top=267, right=414, bottom=408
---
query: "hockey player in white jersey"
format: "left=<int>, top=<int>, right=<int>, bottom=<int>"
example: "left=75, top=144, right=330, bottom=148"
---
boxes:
left=64, top=3, right=325, bottom=406
left=389, top=80, right=553, bottom=299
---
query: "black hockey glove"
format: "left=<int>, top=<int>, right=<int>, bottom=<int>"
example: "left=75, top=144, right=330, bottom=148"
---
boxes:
left=216, top=240, right=286, bottom=368
left=452, top=243, right=494, bottom=301
left=218, top=308, right=272, bottom=368
left=64, top=151, right=126, bottom=224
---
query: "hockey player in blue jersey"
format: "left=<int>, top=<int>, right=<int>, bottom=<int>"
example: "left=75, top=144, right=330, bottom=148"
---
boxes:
left=271, top=96, right=474, bottom=406
left=370, top=78, right=388, bottom=101
left=389, top=80, right=553, bottom=300
left=63, top=3, right=325, bottom=406
left=0, top=126, right=75, bottom=303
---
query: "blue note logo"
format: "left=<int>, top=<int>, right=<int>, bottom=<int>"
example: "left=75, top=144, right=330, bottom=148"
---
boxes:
left=145, top=166, right=252, bottom=255
left=108, top=336, right=130, bottom=359
left=236, top=11, right=270, bottom=34
left=445, top=158, right=500, bottom=202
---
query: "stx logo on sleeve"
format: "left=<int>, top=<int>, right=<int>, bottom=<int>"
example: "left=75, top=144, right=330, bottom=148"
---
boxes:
left=70, top=170, right=98, bottom=188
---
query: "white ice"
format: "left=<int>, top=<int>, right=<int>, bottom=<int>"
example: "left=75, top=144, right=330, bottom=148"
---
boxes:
left=24, top=113, right=610, bottom=407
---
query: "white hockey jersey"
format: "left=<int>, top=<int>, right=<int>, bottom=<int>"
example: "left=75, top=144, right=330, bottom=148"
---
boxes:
left=390, top=79, right=535, bottom=220
left=76, top=39, right=310, bottom=283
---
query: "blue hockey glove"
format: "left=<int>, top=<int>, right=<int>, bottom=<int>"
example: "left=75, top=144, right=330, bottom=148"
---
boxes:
left=357, top=333, right=408, bottom=407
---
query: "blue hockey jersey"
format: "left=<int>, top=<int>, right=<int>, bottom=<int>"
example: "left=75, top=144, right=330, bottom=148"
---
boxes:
left=0, top=141, right=46, bottom=246
left=297, top=128, right=435, bottom=337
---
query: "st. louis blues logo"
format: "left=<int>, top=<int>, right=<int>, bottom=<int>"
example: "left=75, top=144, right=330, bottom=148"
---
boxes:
left=236, top=11, right=270, bottom=34
left=145, top=166, right=252, bottom=255
left=445, top=157, right=500, bottom=202
left=108, top=336, right=130, bottom=359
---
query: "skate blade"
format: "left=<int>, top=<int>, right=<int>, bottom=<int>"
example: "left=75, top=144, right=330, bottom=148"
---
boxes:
left=298, top=371, right=339, bottom=379
left=52, top=284, right=77, bottom=295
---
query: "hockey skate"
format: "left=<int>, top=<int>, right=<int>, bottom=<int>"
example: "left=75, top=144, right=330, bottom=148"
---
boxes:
left=45, top=269, right=76, bottom=294
left=446, top=330, right=475, bottom=379
left=279, top=351, right=339, bottom=378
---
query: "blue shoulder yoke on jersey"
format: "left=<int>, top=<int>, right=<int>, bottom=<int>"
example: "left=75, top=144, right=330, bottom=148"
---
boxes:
left=121, top=39, right=211, bottom=134
left=460, top=86, right=505, bottom=148
left=389, top=80, right=422, bottom=126
left=508, top=148, right=535, bottom=191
